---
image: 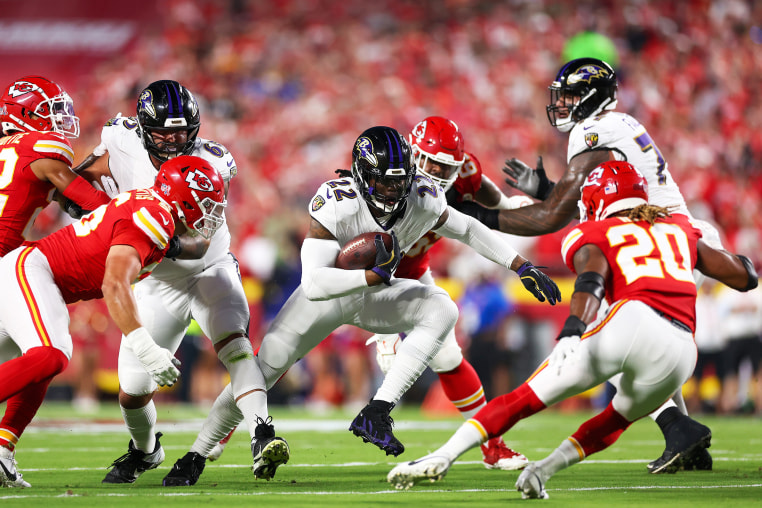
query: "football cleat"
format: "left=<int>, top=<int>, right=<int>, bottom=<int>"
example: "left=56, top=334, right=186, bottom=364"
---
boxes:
left=208, top=427, right=236, bottom=462
left=681, top=447, right=713, bottom=471
left=647, top=419, right=711, bottom=474
left=387, top=455, right=452, bottom=490
left=102, top=432, right=165, bottom=484
left=515, top=462, right=550, bottom=499
left=162, top=451, right=206, bottom=487
left=0, top=446, right=31, bottom=488
left=481, top=436, right=528, bottom=470
left=349, top=400, right=404, bottom=456
left=251, top=416, right=290, bottom=480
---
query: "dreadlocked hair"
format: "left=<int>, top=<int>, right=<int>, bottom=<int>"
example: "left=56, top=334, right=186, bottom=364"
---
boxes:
left=627, top=204, right=673, bottom=225
left=335, top=169, right=352, bottom=178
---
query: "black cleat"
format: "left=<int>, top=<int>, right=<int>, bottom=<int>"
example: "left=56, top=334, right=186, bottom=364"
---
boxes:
left=162, top=452, right=206, bottom=486
left=251, top=416, right=290, bottom=480
left=681, top=446, right=713, bottom=471
left=648, top=419, right=711, bottom=474
left=103, top=432, right=165, bottom=484
left=349, top=400, right=404, bottom=457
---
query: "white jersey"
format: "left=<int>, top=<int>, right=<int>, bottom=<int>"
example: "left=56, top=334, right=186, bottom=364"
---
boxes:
left=96, top=115, right=237, bottom=280
left=568, top=112, right=689, bottom=216
left=308, top=174, right=447, bottom=252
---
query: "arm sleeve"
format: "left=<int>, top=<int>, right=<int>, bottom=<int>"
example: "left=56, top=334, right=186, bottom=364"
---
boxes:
left=300, top=238, right=369, bottom=301
left=62, top=176, right=111, bottom=210
left=434, top=207, right=520, bottom=269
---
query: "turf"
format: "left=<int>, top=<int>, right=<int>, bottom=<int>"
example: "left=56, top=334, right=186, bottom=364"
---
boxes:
left=1, top=403, right=760, bottom=507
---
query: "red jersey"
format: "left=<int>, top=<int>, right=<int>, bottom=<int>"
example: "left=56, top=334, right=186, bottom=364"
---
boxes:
left=561, top=214, right=702, bottom=332
left=396, top=152, right=483, bottom=279
left=30, top=189, right=174, bottom=303
left=0, top=131, right=74, bottom=256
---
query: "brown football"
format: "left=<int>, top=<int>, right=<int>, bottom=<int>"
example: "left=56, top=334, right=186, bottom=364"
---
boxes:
left=335, top=232, right=393, bottom=270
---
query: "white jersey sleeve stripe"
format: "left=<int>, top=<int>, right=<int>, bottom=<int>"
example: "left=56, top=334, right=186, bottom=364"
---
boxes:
left=561, top=227, right=584, bottom=263
left=33, top=140, right=74, bottom=164
left=133, top=207, right=170, bottom=249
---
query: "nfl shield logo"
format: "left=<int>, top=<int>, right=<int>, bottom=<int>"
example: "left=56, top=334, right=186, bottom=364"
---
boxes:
left=585, top=132, right=599, bottom=148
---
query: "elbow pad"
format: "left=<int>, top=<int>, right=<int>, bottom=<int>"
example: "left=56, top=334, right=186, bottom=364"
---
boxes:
left=737, top=255, right=759, bottom=292
left=574, top=272, right=606, bottom=301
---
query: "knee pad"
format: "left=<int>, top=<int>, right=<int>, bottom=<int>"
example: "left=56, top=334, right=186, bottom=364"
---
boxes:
left=429, top=339, right=463, bottom=373
left=217, top=336, right=263, bottom=398
left=418, top=292, right=459, bottom=334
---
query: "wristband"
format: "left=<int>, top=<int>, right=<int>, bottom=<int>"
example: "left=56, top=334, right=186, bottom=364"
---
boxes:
left=556, top=315, right=586, bottom=341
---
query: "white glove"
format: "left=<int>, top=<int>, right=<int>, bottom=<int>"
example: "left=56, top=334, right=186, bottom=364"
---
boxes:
left=124, top=327, right=181, bottom=386
left=547, top=336, right=581, bottom=375
left=366, top=333, right=401, bottom=375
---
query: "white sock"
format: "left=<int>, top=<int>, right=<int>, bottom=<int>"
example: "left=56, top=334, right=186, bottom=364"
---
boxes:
left=434, top=420, right=484, bottom=462
left=191, top=384, right=243, bottom=456
left=121, top=401, right=157, bottom=452
left=535, top=438, right=582, bottom=478
left=648, top=398, right=678, bottom=421
left=374, top=330, right=442, bottom=403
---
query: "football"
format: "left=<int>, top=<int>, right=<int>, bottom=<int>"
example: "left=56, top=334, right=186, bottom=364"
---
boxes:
left=335, top=232, right=393, bottom=270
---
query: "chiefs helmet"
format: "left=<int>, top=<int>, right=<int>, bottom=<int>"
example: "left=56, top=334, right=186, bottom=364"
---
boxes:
left=546, top=58, right=618, bottom=132
left=137, top=80, right=200, bottom=163
left=351, top=126, right=415, bottom=220
left=0, top=76, right=79, bottom=138
left=579, top=160, right=648, bottom=222
left=152, top=155, right=226, bottom=239
left=409, top=116, right=465, bottom=191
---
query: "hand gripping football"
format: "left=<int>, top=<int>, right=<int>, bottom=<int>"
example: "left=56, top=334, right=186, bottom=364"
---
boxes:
left=335, top=232, right=394, bottom=270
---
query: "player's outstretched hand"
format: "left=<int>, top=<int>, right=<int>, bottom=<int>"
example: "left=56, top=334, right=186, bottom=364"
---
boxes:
left=503, top=156, right=555, bottom=200
left=547, top=335, right=581, bottom=375
left=517, top=261, right=561, bottom=305
left=125, top=327, right=182, bottom=386
left=372, top=231, right=401, bottom=286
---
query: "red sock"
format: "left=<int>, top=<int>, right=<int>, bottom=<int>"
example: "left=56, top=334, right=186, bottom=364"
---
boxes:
left=571, top=403, right=632, bottom=456
left=0, top=347, right=68, bottom=402
left=0, top=378, right=53, bottom=448
left=473, top=383, right=546, bottom=437
left=438, top=360, right=487, bottom=415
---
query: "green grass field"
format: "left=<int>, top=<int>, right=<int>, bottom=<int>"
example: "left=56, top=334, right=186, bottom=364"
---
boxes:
left=1, top=402, right=761, bottom=507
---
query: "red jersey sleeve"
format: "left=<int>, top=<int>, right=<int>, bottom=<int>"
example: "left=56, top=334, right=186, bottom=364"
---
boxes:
left=451, top=152, right=484, bottom=201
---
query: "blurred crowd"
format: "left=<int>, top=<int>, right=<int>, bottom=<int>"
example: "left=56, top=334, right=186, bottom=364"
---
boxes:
left=32, top=0, right=761, bottom=414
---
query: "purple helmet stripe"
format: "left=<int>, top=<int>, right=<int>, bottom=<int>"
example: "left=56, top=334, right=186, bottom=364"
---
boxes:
left=164, top=81, right=182, bottom=118
left=384, top=129, right=403, bottom=168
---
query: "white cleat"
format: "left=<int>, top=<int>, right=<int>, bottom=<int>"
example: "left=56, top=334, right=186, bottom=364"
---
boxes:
left=0, top=447, right=31, bottom=488
left=515, top=462, right=549, bottom=499
left=387, top=454, right=452, bottom=490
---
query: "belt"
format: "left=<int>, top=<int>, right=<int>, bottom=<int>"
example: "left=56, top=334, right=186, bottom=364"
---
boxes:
left=653, top=308, right=692, bottom=334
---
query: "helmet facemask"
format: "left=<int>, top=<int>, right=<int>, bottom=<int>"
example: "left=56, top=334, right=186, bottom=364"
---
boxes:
left=412, top=148, right=462, bottom=191
left=175, top=190, right=227, bottom=239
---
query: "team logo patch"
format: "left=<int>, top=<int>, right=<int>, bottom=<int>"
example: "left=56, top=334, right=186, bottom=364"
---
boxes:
left=355, top=137, right=378, bottom=167
left=568, top=64, right=610, bottom=85
left=185, top=168, right=214, bottom=192
left=411, top=119, right=427, bottom=140
left=138, top=89, right=157, bottom=119
left=311, top=195, right=325, bottom=211
left=585, top=132, right=599, bottom=148
left=7, top=80, right=42, bottom=98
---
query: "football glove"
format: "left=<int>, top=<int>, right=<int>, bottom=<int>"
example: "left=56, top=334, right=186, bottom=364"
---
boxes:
left=124, top=327, right=181, bottom=387
left=547, top=336, right=581, bottom=375
left=63, top=199, right=90, bottom=220
left=371, top=231, right=401, bottom=286
left=503, top=156, right=555, bottom=200
left=165, top=235, right=182, bottom=259
left=365, top=334, right=401, bottom=375
left=517, top=261, right=561, bottom=305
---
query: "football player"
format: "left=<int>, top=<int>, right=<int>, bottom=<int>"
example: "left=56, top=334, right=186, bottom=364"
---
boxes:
left=0, top=156, right=225, bottom=488
left=387, top=161, right=758, bottom=496
left=0, top=75, right=110, bottom=258
left=366, top=116, right=533, bottom=470
left=75, top=80, right=287, bottom=485
left=497, top=57, right=721, bottom=473
left=161, top=126, right=560, bottom=487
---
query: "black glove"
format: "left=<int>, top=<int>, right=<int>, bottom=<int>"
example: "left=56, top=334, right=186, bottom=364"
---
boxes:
left=737, top=254, right=759, bottom=291
left=165, top=235, right=182, bottom=259
left=63, top=199, right=89, bottom=220
left=517, top=261, right=561, bottom=305
left=503, top=156, right=556, bottom=200
left=371, top=231, right=401, bottom=286
left=450, top=200, right=499, bottom=230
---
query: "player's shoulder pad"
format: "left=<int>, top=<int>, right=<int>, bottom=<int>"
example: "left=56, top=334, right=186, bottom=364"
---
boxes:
left=194, top=137, right=237, bottom=179
left=130, top=191, right=174, bottom=251
left=410, top=174, right=447, bottom=214
left=30, top=131, right=74, bottom=165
